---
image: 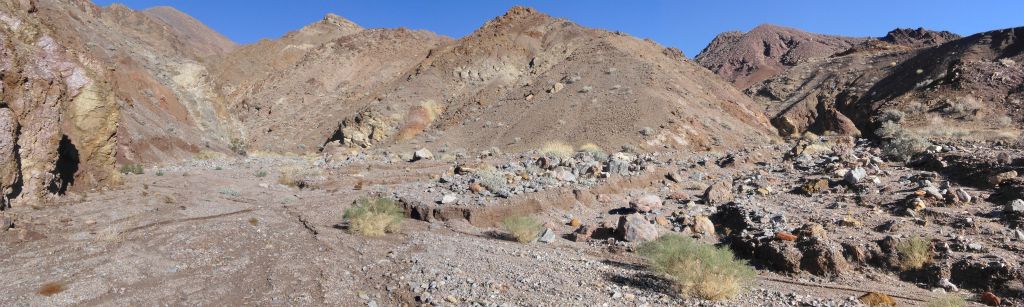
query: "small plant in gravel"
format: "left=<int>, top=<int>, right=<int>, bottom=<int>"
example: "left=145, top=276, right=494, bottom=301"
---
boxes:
left=926, top=293, right=966, bottom=307
left=579, top=143, right=608, bottom=160
left=229, top=138, right=248, bottom=156
left=119, top=164, right=144, bottom=175
left=880, top=129, right=930, bottom=162
left=255, top=170, right=267, bottom=178
left=502, top=215, right=543, bottom=243
left=638, top=234, right=756, bottom=301
left=539, top=141, right=574, bottom=159
left=896, top=236, right=932, bottom=271
left=155, top=171, right=164, bottom=176
left=343, top=197, right=404, bottom=236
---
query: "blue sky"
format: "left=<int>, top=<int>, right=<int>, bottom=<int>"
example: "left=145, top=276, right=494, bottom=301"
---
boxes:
left=94, top=0, right=1024, bottom=57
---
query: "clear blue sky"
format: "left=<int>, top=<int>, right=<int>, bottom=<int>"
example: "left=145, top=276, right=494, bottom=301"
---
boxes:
left=94, top=0, right=1024, bottom=57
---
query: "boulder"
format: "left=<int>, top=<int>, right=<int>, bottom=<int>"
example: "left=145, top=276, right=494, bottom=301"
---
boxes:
left=538, top=228, right=557, bottom=243
left=798, top=237, right=849, bottom=277
left=844, top=167, right=866, bottom=185
left=412, top=148, right=433, bottom=161
left=1005, top=199, right=1024, bottom=215
left=990, top=170, right=1018, bottom=186
left=692, top=216, right=716, bottom=235
left=703, top=180, right=734, bottom=205
left=629, top=194, right=663, bottom=213
left=757, top=240, right=802, bottom=273
left=616, top=214, right=659, bottom=243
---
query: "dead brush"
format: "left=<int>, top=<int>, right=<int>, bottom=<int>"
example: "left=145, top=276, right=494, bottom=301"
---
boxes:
left=37, top=281, right=65, bottom=296
left=896, top=236, right=932, bottom=271
left=502, top=215, right=543, bottom=243
left=638, top=234, right=756, bottom=300
left=539, top=141, right=574, bottom=160
left=343, top=197, right=404, bottom=236
left=397, top=100, right=442, bottom=141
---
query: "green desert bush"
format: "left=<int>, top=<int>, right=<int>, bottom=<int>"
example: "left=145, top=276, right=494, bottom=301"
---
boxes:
left=881, top=129, right=931, bottom=162
left=926, top=293, right=966, bottom=307
left=896, top=236, right=932, bottom=271
left=637, top=234, right=756, bottom=300
left=119, top=164, right=144, bottom=175
left=502, top=215, right=543, bottom=243
left=579, top=143, right=608, bottom=161
left=343, top=197, right=404, bottom=236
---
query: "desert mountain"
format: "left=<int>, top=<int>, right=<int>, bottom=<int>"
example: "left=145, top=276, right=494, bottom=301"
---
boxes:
left=695, top=24, right=867, bottom=89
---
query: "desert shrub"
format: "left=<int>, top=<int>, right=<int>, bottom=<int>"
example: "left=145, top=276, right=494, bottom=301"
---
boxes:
left=119, top=164, right=144, bottom=175
left=941, top=96, right=980, bottom=119
left=926, top=293, right=966, bottom=307
left=343, top=197, right=404, bottom=236
left=277, top=168, right=321, bottom=189
left=217, top=188, right=238, bottom=197
left=194, top=150, right=223, bottom=160
left=579, top=143, right=608, bottom=161
left=539, top=141, right=574, bottom=159
left=637, top=234, right=756, bottom=300
left=229, top=138, right=248, bottom=156
left=476, top=166, right=508, bottom=195
left=874, top=121, right=902, bottom=139
left=255, top=170, right=267, bottom=177
left=877, top=109, right=906, bottom=124
left=880, top=127, right=930, bottom=162
left=155, top=171, right=164, bottom=177
left=397, top=100, right=443, bottom=141
left=895, top=236, right=932, bottom=271
left=502, top=215, right=543, bottom=243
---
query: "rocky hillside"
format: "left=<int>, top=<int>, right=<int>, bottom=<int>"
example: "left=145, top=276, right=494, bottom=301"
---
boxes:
left=324, top=7, right=775, bottom=155
left=695, top=24, right=867, bottom=89
left=748, top=26, right=1023, bottom=152
left=0, top=0, right=243, bottom=207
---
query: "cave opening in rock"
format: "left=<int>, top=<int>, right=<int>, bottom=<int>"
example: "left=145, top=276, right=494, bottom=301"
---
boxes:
left=49, top=135, right=79, bottom=195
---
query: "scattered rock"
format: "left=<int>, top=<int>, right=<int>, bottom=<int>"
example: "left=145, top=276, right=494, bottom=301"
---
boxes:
left=665, top=171, right=683, bottom=183
left=800, top=178, right=830, bottom=195
left=616, top=214, right=660, bottom=242
left=440, top=194, right=458, bottom=205
left=569, top=218, right=582, bottom=227
left=775, top=231, right=797, bottom=241
left=629, top=194, right=663, bottom=213
left=990, top=170, right=1018, bottom=186
left=980, top=292, right=1001, bottom=306
left=654, top=216, right=670, bottom=226
left=0, top=215, right=12, bottom=231
left=469, top=182, right=483, bottom=194
left=572, top=225, right=594, bottom=242
left=1005, top=199, right=1024, bottom=215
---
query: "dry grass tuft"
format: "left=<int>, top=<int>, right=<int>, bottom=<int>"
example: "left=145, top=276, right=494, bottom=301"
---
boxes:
left=502, top=215, right=543, bottom=243
left=344, top=197, right=404, bottom=236
left=119, top=164, right=144, bottom=175
left=397, top=100, right=443, bottom=141
left=896, top=236, right=932, bottom=271
left=248, top=218, right=259, bottom=226
left=38, top=282, right=65, bottom=296
left=579, top=143, right=607, bottom=160
left=638, top=234, right=756, bottom=300
left=539, top=141, right=574, bottom=159
left=926, top=293, right=966, bottom=307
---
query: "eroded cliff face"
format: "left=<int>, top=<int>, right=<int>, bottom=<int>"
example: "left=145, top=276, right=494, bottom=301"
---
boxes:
left=0, top=0, right=121, bottom=207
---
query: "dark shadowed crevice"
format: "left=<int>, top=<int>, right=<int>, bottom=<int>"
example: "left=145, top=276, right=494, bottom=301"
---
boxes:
left=48, top=135, right=79, bottom=195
